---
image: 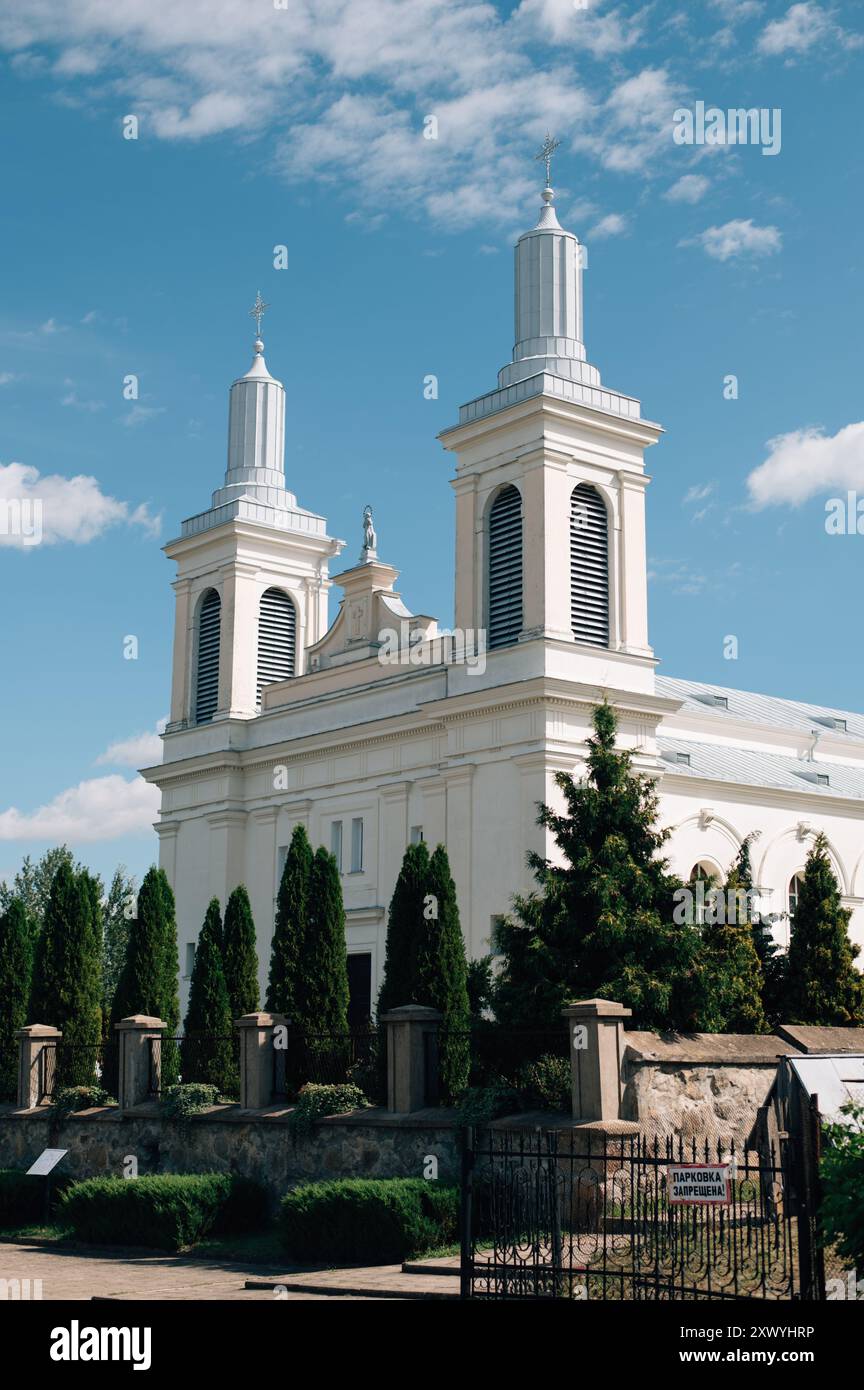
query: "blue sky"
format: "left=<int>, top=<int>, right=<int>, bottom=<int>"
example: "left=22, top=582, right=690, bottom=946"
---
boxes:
left=1, top=0, right=862, bottom=890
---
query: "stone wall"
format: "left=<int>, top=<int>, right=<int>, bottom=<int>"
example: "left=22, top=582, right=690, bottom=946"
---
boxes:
left=0, top=1104, right=460, bottom=1205
left=620, top=1032, right=791, bottom=1148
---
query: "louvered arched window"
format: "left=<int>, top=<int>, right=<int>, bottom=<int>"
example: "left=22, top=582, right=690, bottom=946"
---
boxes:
left=488, top=485, right=523, bottom=649
left=570, top=483, right=609, bottom=647
left=257, top=587, right=296, bottom=705
left=195, top=588, right=221, bottom=724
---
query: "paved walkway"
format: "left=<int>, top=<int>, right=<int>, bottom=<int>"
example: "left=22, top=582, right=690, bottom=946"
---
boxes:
left=0, top=1243, right=459, bottom=1301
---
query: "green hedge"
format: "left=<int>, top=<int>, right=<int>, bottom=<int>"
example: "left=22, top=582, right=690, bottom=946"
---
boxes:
left=0, top=1170, right=47, bottom=1228
left=58, top=1173, right=269, bottom=1250
left=279, top=1178, right=459, bottom=1264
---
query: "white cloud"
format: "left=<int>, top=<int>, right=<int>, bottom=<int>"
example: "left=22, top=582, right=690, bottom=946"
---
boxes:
left=589, top=212, right=628, bottom=239
left=0, top=2, right=689, bottom=232
left=39, top=317, right=67, bottom=334
left=682, top=218, right=781, bottom=261
left=664, top=173, right=710, bottom=204
left=0, top=372, right=17, bottom=385
left=120, top=404, right=166, bottom=428
left=0, top=461, right=161, bottom=547
left=758, top=2, right=830, bottom=53
left=96, top=721, right=167, bottom=769
left=61, top=390, right=105, bottom=412
left=747, top=422, right=864, bottom=507
left=684, top=483, right=716, bottom=505
left=0, top=774, right=160, bottom=843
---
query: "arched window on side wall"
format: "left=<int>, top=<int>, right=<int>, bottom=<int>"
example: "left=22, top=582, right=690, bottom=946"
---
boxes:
left=688, top=861, right=719, bottom=925
left=257, top=587, right=296, bottom=706
left=570, top=483, right=609, bottom=647
left=195, top=588, right=221, bottom=724
left=488, top=484, right=523, bottom=649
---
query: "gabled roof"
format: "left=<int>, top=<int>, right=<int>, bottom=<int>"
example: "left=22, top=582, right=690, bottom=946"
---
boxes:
left=657, top=736, right=864, bottom=801
left=657, top=675, right=864, bottom=742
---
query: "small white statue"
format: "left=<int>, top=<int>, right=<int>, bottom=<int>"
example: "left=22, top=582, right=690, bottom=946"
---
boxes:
left=361, top=504, right=377, bottom=560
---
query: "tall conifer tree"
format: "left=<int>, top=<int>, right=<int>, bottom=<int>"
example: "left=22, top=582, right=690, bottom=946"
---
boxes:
left=110, top=867, right=181, bottom=1087
left=30, top=863, right=103, bottom=1087
left=182, top=899, right=234, bottom=1092
left=494, top=702, right=704, bottom=1032
left=222, top=884, right=259, bottom=1019
left=783, top=833, right=863, bottom=1025
left=377, top=841, right=431, bottom=1015
left=419, top=845, right=471, bottom=1099
left=302, top=849, right=349, bottom=1034
left=698, top=856, right=767, bottom=1033
left=0, top=899, right=32, bottom=1101
left=266, top=824, right=313, bottom=1019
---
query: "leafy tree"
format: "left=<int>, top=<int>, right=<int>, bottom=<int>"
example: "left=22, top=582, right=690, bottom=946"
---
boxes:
left=101, top=866, right=137, bottom=1016
left=266, top=824, right=313, bottom=1020
left=821, top=1103, right=864, bottom=1272
left=109, top=868, right=181, bottom=1087
left=182, top=899, right=234, bottom=1093
left=782, top=833, right=863, bottom=1025
left=0, top=846, right=75, bottom=945
left=301, top=849, right=350, bottom=1034
left=494, top=702, right=704, bottom=1032
left=30, top=863, right=103, bottom=1087
left=0, top=899, right=32, bottom=1101
left=419, top=846, right=471, bottom=1100
left=467, top=955, right=495, bottom=1022
left=222, top=884, right=259, bottom=1019
left=697, top=853, right=767, bottom=1033
left=377, top=841, right=431, bottom=1016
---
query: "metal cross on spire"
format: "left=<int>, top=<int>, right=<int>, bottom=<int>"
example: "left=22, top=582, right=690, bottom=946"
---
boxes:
left=534, top=132, right=561, bottom=187
left=248, top=290, right=269, bottom=337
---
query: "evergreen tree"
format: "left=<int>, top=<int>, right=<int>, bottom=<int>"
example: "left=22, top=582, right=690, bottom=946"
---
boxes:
left=182, top=899, right=234, bottom=1092
left=494, top=702, right=704, bottom=1032
left=419, top=845, right=471, bottom=1099
left=222, top=885, right=259, bottom=1019
left=783, top=833, right=863, bottom=1025
left=0, top=846, right=75, bottom=947
left=30, top=863, right=103, bottom=1087
left=301, top=849, right=349, bottom=1034
left=109, top=868, right=181, bottom=1087
left=101, top=866, right=137, bottom=1016
left=730, top=833, right=786, bottom=1025
left=0, top=899, right=32, bottom=1101
left=377, top=841, right=431, bottom=1015
left=697, top=855, right=767, bottom=1033
left=266, top=824, right=313, bottom=1020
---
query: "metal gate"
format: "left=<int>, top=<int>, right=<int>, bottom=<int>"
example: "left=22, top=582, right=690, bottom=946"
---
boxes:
left=459, top=1125, right=824, bottom=1301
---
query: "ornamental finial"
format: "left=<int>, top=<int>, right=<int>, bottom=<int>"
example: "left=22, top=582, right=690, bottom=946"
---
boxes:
left=534, top=132, right=561, bottom=188
left=248, top=289, right=269, bottom=340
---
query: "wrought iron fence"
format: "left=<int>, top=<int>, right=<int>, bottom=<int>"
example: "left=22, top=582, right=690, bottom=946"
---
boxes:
left=432, top=1026, right=570, bottom=1107
left=147, top=1034, right=239, bottom=1099
left=37, top=1040, right=120, bottom=1103
left=460, top=1125, right=813, bottom=1301
left=272, top=1027, right=380, bottom=1101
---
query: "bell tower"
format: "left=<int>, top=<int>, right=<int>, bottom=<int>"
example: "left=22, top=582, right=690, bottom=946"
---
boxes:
left=164, top=297, right=344, bottom=729
left=440, top=140, right=662, bottom=695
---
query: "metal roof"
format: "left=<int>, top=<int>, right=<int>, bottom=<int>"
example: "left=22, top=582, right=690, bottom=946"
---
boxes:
left=657, top=675, right=864, bottom=742
left=789, top=1054, right=864, bottom=1124
left=657, top=736, right=864, bottom=802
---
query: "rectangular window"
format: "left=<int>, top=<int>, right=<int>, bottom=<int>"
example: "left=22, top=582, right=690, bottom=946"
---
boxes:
left=347, top=953, right=373, bottom=1028
left=351, top=817, right=364, bottom=873
left=410, top=825, right=424, bottom=845
left=184, top=942, right=196, bottom=978
left=330, top=820, right=343, bottom=871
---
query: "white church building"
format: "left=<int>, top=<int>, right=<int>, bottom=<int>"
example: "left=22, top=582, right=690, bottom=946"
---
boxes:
left=142, top=172, right=864, bottom=1021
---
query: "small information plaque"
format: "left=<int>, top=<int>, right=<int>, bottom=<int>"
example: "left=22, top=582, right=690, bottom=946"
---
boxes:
left=26, top=1148, right=68, bottom=1177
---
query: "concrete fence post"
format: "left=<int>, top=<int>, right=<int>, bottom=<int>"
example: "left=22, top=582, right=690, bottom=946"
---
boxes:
left=235, top=1012, right=289, bottom=1110
left=562, top=998, right=631, bottom=1122
left=380, top=1005, right=442, bottom=1113
left=16, top=1025, right=62, bottom=1109
left=116, top=1015, right=166, bottom=1111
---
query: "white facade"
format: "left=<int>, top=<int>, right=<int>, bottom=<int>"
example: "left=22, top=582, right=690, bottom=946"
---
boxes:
left=142, top=185, right=864, bottom=1014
